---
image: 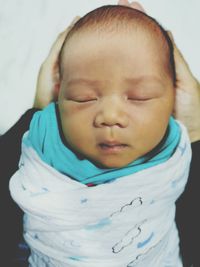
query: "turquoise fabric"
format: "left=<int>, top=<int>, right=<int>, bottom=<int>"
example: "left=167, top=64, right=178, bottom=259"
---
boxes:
left=23, top=103, right=181, bottom=185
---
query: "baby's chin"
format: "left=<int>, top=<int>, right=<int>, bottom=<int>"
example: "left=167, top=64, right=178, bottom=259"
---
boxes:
left=89, top=156, right=137, bottom=169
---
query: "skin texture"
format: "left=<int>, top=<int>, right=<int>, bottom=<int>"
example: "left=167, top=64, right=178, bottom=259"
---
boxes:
left=33, top=2, right=200, bottom=143
left=58, top=30, right=174, bottom=168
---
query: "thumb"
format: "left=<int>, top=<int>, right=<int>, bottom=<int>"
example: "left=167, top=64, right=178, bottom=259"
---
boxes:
left=167, top=30, right=196, bottom=88
left=129, top=2, right=146, bottom=12
left=118, top=0, right=130, bottom=6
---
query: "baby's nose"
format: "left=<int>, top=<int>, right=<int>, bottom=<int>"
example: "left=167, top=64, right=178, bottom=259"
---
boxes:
left=94, top=98, right=129, bottom=128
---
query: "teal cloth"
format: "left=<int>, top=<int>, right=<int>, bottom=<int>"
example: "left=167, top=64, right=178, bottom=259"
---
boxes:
left=23, top=103, right=181, bottom=185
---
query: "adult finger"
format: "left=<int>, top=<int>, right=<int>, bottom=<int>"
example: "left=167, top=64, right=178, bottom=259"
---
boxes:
left=118, top=0, right=130, bottom=6
left=167, top=30, right=197, bottom=87
left=46, top=16, right=80, bottom=63
left=129, top=2, right=146, bottom=12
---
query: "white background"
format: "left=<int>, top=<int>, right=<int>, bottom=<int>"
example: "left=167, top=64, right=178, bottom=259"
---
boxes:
left=0, top=0, right=199, bottom=134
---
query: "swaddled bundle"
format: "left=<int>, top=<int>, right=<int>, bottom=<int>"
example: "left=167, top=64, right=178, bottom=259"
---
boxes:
left=9, top=103, right=191, bottom=267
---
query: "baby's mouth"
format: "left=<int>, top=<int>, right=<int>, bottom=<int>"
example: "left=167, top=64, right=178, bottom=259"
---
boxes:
left=98, top=141, right=128, bottom=153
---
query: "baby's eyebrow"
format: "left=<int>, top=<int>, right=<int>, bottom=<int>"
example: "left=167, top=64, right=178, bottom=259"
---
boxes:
left=125, top=75, right=164, bottom=86
left=66, top=78, right=102, bottom=87
left=65, top=76, right=165, bottom=91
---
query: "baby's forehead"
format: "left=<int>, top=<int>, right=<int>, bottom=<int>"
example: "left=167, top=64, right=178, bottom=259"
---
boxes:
left=73, top=25, right=164, bottom=47
left=59, top=5, right=175, bottom=84
left=62, top=20, right=168, bottom=68
left=62, top=26, right=167, bottom=71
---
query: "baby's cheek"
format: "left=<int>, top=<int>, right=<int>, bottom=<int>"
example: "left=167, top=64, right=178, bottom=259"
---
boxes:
left=132, top=109, right=170, bottom=149
left=61, top=117, right=90, bottom=145
left=146, top=120, right=169, bottom=147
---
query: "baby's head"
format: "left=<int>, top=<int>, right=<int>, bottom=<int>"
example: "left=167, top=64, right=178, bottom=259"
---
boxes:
left=57, top=5, right=176, bottom=168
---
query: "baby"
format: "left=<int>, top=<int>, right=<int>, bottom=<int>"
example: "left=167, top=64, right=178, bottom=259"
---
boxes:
left=9, top=5, right=191, bottom=267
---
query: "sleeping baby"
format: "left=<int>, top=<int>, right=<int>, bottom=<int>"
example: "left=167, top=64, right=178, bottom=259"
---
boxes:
left=9, top=4, right=191, bottom=267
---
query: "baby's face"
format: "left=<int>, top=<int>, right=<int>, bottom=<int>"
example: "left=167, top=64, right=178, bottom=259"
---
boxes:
left=58, top=31, right=174, bottom=168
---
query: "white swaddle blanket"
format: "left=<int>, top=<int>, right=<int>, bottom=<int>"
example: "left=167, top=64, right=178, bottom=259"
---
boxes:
left=10, top=122, right=191, bottom=267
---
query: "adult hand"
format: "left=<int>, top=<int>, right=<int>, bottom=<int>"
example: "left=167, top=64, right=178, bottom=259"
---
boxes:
left=170, top=32, right=200, bottom=142
left=33, top=16, right=80, bottom=109
left=118, top=1, right=200, bottom=142
left=118, top=0, right=145, bottom=11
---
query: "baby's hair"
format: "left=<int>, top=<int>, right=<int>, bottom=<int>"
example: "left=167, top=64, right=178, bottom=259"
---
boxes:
left=59, top=5, right=176, bottom=84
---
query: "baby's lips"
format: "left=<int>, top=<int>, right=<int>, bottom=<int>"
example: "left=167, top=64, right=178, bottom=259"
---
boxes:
left=99, top=140, right=129, bottom=148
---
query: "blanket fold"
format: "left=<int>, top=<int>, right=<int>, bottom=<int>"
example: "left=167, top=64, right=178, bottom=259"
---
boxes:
left=9, top=112, right=191, bottom=266
left=22, top=103, right=181, bottom=185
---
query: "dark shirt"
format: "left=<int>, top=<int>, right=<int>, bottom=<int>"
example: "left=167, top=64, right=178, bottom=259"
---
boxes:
left=0, top=109, right=199, bottom=267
